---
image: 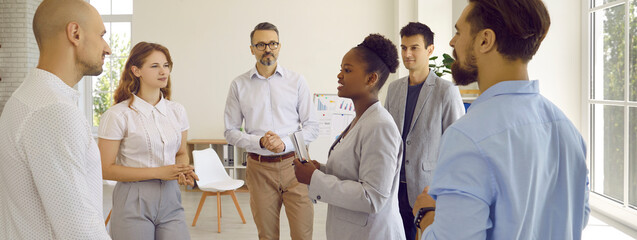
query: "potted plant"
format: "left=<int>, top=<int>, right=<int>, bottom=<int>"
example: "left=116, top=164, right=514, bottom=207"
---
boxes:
left=429, top=53, right=454, bottom=77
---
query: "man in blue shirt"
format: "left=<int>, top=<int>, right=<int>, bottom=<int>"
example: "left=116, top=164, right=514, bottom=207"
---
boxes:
left=412, top=0, right=590, bottom=239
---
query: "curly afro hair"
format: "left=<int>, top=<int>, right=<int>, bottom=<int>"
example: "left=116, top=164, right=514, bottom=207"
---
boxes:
left=354, top=34, right=399, bottom=91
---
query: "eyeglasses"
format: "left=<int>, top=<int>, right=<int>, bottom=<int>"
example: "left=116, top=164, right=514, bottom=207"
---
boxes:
left=252, top=42, right=279, bottom=51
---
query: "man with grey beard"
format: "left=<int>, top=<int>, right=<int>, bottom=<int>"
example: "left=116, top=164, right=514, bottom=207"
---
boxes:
left=224, top=22, right=319, bottom=240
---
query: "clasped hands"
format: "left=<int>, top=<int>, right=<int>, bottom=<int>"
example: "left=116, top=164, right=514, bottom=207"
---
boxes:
left=260, top=131, right=285, bottom=153
left=260, top=131, right=317, bottom=185
left=157, top=163, right=199, bottom=187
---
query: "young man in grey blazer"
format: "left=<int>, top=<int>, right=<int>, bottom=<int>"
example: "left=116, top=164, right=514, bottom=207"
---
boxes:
left=384, top=22, right=465, bottom=240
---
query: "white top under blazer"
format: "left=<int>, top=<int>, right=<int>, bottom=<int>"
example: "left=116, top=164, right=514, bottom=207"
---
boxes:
left=98, top=95, right=189, bottom=168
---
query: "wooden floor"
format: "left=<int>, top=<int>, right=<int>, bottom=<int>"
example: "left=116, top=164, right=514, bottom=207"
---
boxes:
left=103, top=183, right=636, bottom=240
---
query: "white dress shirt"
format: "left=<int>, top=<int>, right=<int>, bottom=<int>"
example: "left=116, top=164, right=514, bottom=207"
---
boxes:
left=224, top=65, right=319, bottom=155
left=98, top=95, right=189, bottom=168
left=0, top=69, right=110, bottom=239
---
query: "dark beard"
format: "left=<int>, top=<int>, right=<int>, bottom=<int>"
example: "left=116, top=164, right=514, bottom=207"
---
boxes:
left=451, top=50, right=478, bottom=86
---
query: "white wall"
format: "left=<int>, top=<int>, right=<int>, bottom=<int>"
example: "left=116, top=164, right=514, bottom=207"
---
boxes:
left=133, top=0, right=398, bottom=139
left=133, top=0, right=583, bottom=139
left=528, top=0, right=582, bottom=131
left=418, top=0, right=454, bottom=63
left=396, top=0, right=418, bottom=78
left=452, top=0, right=466, bottom=26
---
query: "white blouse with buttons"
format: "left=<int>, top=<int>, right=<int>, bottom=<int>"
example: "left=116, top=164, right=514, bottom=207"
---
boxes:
left=98, top=95, right=189, bottom=168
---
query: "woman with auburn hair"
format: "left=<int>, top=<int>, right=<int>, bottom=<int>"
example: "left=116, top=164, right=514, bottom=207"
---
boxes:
left=98, top=42, right=197, bottom=239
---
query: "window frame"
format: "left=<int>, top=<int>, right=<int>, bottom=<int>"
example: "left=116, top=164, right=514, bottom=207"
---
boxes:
left=79, top=1, right=132, bottom=133
left=583, top=0, right=637, bottom=230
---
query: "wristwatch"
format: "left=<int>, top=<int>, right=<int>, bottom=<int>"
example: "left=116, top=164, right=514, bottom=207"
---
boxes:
left=414, top=207, right=435, bottom=229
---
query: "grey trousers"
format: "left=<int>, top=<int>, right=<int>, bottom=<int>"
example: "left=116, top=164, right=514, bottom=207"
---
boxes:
left=110, top=180, right=190, bottom=240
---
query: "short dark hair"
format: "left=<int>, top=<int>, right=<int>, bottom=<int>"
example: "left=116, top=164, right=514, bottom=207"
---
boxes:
left=400, top=22, right=435, bottom=46
left=466, top=0, right=550, bottom=62
left=353, top=34, right=399, bottom=91
left=250, top=22, right=279, bottom=43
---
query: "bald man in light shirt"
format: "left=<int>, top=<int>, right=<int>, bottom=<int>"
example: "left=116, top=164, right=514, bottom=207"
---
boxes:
left=0, top=0, right=112, bottom=239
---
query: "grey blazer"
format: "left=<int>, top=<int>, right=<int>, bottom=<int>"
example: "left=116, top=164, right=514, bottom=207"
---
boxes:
left=308, top=102, right=405, bottom=240
left=384, top=71, right=465, bottom=206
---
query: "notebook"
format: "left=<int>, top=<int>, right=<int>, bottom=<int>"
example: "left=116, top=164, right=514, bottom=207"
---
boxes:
left=289, top=131, right=310, bottom=163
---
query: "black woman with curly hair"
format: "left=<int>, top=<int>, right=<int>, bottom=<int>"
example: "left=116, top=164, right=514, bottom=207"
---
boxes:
left=293, top=34, right=405, bottom=240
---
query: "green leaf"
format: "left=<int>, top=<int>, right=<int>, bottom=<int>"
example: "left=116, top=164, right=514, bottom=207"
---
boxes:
left=429, top=56, right=439, bottom=60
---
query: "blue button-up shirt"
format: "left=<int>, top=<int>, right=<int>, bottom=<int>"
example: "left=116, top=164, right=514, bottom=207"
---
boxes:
left=422, top=80, right=590, bottom=240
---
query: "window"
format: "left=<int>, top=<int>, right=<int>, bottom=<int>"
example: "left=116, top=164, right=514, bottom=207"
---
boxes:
left=586, top=0, right=637, bottom=224
left=80, top=0, right=132, bottom=129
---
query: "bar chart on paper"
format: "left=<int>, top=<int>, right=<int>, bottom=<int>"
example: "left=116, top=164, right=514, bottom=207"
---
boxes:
left=338, top=101, right=354, bottom=112
left=310, top=94, right=356, bottom=163
left=317, top=98, right=328, bottom=111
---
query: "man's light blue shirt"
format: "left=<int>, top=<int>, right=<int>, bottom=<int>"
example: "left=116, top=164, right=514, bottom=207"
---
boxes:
left=422, top=80, right=590, bottom=240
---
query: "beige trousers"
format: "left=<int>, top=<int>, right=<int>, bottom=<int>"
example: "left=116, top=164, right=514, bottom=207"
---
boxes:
left=246, top=155, right=314, bottom=240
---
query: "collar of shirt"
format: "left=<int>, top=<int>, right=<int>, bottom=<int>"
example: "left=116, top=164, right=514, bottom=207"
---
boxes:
left=469, top=80, right=539, bottom=112
left=405, top=68, right=437, bottom=86
left=249, top=64, right=285, bottom=80
left=131, top=94, right=168, bottom=117
left=33, top=68, right=80, bottom=104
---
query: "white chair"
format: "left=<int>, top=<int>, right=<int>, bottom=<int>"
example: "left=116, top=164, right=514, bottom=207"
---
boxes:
left=191, top=148, right=246, bottom=233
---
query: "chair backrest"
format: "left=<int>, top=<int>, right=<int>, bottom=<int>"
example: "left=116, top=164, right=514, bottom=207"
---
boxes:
left=192, top=148, right=233, bottom=186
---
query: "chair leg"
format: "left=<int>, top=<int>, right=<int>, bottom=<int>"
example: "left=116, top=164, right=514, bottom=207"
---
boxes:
left=230, top=190, right=246, bottom=224
left=192, top=192, right=209, bottom=226
left=217, top=192, right=221, bottom=233
left=105, top=209, right=112, bottom=226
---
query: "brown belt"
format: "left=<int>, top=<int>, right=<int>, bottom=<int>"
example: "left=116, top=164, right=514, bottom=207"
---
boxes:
left=248, top=152, right=296, bottom=162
